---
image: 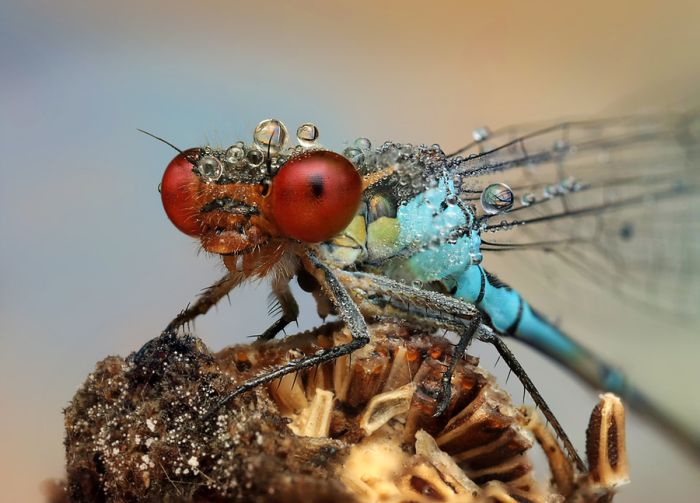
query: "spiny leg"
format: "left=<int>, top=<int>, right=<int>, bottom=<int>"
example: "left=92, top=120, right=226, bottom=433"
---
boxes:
left=257, top=276, right=299, bottom=341
left=337, top=269, right=481, bottom=417
left=164, top=268, right=298, bottom=342
left=434, top=314, right=481, bottom=417
left=203, top=252, right=369, bottom=420
left=478, top=329, right=586, bottom=472
left=163, top=272, right=244, bottom=334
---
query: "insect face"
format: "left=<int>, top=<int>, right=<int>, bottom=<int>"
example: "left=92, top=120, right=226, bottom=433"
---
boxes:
left=160, top=120, right=363, bottom=254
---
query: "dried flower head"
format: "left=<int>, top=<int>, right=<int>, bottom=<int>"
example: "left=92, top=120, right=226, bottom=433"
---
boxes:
left=56, top=322, right=628, bottom=502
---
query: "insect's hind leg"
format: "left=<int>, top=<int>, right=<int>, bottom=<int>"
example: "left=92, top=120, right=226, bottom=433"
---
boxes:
left=203, top=252, right=370, bottom=419
left=478, top=329, right=586, bottom=472
left=163, top=272, right=244, bottom=334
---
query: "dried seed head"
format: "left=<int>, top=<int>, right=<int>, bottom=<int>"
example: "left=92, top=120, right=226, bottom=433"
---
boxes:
left=58, top=322, right=628, bottom=502
left=586, top=393, right=630, bottom=490
left=224, top=322, right=552, bottom=502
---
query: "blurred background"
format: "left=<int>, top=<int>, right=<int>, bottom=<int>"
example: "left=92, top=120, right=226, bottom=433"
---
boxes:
left=1, top=1, right=699, bottom=501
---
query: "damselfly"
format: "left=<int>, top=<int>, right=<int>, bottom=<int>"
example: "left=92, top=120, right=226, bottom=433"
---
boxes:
left=147, top=114, right=699, bottom=469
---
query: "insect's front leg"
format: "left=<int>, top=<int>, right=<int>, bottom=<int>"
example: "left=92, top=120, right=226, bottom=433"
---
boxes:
left=257, top=276, right=299, bottom=341
left=162, top=262, right=299, bottom=343
left=203, top=252, right=370, bottom=419
left=163, top=272, right=245, bottom=334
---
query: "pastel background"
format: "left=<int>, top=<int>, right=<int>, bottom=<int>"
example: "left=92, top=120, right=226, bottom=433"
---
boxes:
left=1, top=1, right=698, bottom=501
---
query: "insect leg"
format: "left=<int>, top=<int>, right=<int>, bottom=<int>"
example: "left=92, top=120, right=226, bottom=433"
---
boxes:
left=336, top=270, right=585, bottom=470
left=505, top=297, right=700, bottom=459
left=257, top=277, right=299, bottom=341
left=478, top=329, right=586, bottom=472
left=203, top=252, right=369, bottom=419
left=163, top=272, right=245, bottom=334
left=433, top=314, right=481, bottom=417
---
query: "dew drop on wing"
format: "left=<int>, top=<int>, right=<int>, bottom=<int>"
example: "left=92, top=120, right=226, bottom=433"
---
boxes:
left=446, top=113, right=700, bottom=436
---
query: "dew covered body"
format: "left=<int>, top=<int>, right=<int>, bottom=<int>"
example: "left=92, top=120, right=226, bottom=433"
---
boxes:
left=155, top=116, right=700, bottom=460
left=320, top=154, right=627, bottom=398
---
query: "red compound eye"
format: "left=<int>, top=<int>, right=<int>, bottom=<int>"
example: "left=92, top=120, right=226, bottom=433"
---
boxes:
left=269, top=150, right=362, bottom=243
left=160, top=149, right=202, bottom=236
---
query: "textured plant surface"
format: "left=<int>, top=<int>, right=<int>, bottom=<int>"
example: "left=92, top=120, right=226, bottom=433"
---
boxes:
left=52, top=322, right=626, bottom=502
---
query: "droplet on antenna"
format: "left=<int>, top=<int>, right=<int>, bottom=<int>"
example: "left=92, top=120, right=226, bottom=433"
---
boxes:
left=253, top=119, right=288, bottom=153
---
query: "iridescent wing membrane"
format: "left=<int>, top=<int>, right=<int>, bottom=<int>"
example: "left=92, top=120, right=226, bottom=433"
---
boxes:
left=448, top=114, right=700, bottom=317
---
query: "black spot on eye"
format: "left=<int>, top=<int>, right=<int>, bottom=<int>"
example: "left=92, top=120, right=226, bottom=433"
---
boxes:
left=309, top=174, right=324, bottom=198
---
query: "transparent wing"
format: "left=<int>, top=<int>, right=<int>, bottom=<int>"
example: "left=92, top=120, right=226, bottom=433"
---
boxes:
left=448, top=113, right=700, bottom=318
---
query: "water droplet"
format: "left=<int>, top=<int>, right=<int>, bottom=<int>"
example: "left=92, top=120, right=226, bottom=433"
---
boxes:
left=276, top=155, right=287, bottom=166
left=296, top=123, right=319, bottom=147
left=225, top=145, right=245, bottom=165
left=560, top=176, right=577, bottom=192
left=157, top=182, right=162, bottom=193
left=445, top=193, right=458, bottom=205
left=553, top=139, right=568, bottom=152
left=196, top=156, right=223, bottom=182
left=472, top=126, right=491, bottom=142
left=543, top=185, right=557, bottom=199
left=354, top=137, right=371, bottom=151
left=343, top=147, right=364, bottom=164
left=412, top=279, right=424, bottom=289
left=379, top=147, right=399, bottom=165
left=480, top=183, right=514, bottom=214
left=520, top=192, right=536, bottom=206
left=246, top=147, right=264, bottom=167
left=253, top=119, right=288, bottom=153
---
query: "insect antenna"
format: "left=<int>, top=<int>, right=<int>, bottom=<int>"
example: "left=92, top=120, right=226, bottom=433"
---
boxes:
left=265, top=136, right=273, bottom=177
left=137, top=128, right=183, bottom=153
